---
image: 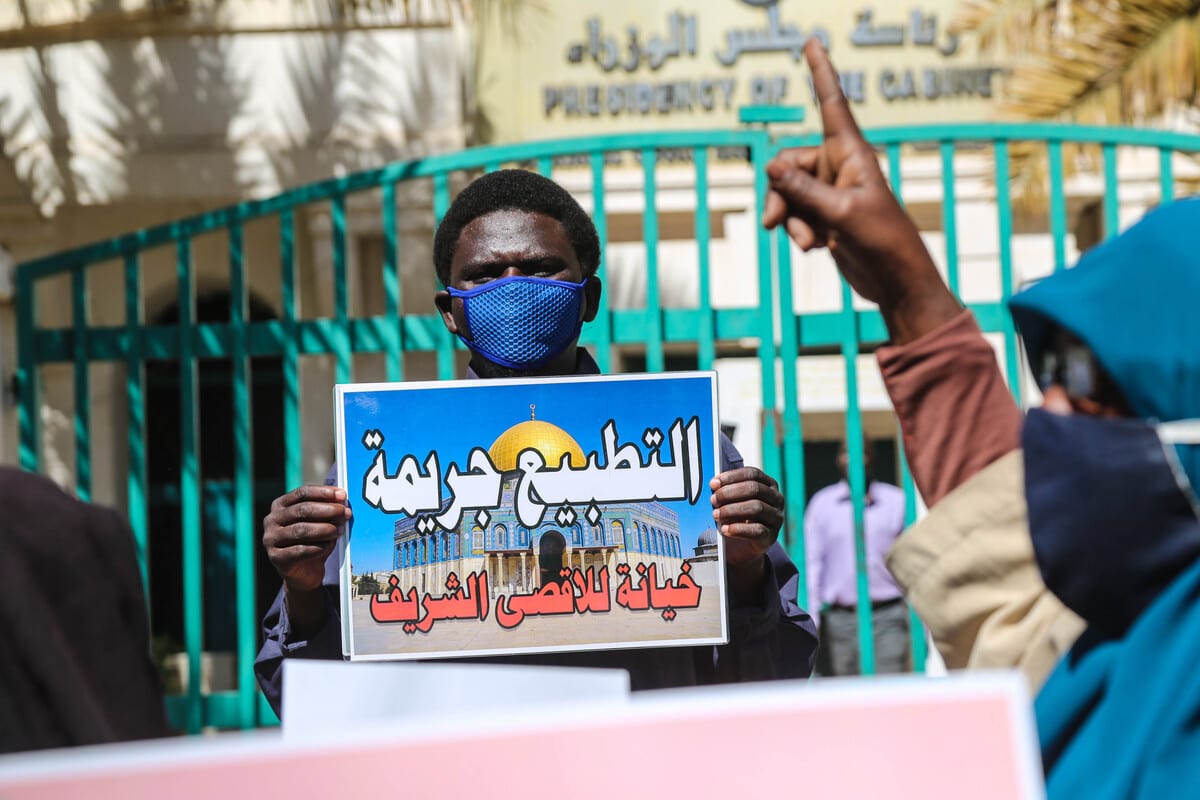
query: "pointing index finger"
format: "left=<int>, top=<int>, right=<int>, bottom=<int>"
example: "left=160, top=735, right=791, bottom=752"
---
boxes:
left=805, top=37, right=861, bottom=141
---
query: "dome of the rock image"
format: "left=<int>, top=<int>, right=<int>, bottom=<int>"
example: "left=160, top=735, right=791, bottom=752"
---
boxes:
left=488, top=409, right=586, bottom=472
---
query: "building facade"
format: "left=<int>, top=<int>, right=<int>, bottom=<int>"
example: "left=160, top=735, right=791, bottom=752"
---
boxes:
left=0, top=2, right=474, bottom=485
left=7, top=0, right=1199, bottom=703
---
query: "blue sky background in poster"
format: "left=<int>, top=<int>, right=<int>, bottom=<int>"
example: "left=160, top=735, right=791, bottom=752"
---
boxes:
left=340, top=374, right=717, bottom=575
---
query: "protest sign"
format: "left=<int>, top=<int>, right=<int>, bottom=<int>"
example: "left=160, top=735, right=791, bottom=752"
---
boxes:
left=280, top=660, right=630, bottom=739
left=0, top=672, right=1043, bottom=800
left=333, top=371, right=726, bottom=660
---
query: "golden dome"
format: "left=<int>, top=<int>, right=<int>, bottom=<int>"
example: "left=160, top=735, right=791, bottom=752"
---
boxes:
left=488, top=415, right=586, bottom=473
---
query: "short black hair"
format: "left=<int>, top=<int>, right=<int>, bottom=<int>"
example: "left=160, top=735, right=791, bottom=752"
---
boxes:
left=433, top=169, right=601, bottom=286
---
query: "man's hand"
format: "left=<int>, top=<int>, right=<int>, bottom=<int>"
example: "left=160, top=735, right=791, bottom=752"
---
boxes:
left=711, top=467, right=784, bottom=603
left=263, top=485, right=351, bottom=634
left=762, top=38, right=960, bottom=346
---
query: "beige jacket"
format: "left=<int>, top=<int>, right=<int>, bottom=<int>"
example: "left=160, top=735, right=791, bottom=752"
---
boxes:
left=886, top=450, right=1086, bottom=689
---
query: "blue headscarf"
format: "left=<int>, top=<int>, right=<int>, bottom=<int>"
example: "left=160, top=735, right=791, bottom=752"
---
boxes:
left=1009, top=196, right=1200, bottom=487
left=1008, top=197, right=1200, bottom=798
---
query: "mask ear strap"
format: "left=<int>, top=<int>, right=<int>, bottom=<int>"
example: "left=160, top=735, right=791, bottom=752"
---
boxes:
left=1157, top=419, right=1200, bottom=445
left=1155, top=420, right=1200, bottom=518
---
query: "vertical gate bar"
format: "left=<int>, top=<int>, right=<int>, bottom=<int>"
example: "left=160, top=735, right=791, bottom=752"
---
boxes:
left=1159, top=147, right=1175, bottom=205
left=641, top=148, right=664, bottom=373
left=775, top=227, right=806, bottom=606
left=537, top=157, right=553, bottom=177
left=889, top=143, right=924, bottom=672
left=176, top=236, right=203, bottom=733
left=589, top=153, right=613, bottom=373
left=280, top=210, right=302, bottom=491
left=694, top=147, right=716, bottom=371
left=16, top=270, right=39, bottom=470
left=433, top=172, right=455, bottom=381
left=840, top=279, right=874, bottom=676
left=72, top=266, right=91, bottom=501
left=994, top=141, right=1022, bottom=405
left=896, top=432, right=927, bottom=672
left=1103, top=143, right=1119, bottom=239
left=382, top=183, right=403, bottom=382
left=1048, top=141, right=1067, bottom=272
left=332, top=196, right=351, bottom=385
left=887, top=144, right=904, bottom=206
left=229, top=222, right=256, bottom=729
left=751, top=134, right=781, bottom=491
left=125, top=252, right=149, bottom=593
left=939, top=141, right=960, bottom=296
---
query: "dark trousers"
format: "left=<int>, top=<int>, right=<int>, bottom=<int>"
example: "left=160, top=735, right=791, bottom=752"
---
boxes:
left=819, top=599, right=910, bottom=676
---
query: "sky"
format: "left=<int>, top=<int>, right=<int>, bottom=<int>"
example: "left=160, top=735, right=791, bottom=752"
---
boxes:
left=339, top=373, right=719, bottom=574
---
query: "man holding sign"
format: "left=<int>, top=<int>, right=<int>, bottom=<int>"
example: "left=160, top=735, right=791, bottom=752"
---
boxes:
left=255, top=169, right=818, bottom=713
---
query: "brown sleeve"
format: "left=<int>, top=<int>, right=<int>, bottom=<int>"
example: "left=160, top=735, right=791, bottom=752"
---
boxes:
left=876, top=309, right=1023, bottom=507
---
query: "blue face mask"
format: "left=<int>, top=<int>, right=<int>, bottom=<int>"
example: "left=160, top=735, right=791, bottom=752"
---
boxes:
left=446, top=275, right=589, bottom=370
left=1022, top=409, right=1200, bottom=635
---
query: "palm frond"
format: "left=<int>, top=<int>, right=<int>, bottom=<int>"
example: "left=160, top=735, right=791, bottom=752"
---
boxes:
left=955, top=1, right=1200, bottom=211
left=950, top=0, right=1056, bottom=54
left=958, top=0, right=1200, bottom=122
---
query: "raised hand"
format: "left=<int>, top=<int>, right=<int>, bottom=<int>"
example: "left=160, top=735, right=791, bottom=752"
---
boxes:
left=763, top=39, right=960, bottom=345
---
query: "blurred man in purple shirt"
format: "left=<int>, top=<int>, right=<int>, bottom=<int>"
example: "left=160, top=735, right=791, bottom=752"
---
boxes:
left=804, top=437, right=908, bottom=675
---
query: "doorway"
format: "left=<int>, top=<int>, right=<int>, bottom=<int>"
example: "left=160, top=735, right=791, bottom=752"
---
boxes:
left=537, top=530, right=566, bottom=588
left=145, top=291, right=286, bottom=663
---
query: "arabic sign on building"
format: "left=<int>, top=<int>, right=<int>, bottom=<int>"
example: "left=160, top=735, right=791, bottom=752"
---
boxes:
left=478, top=0, right=1006, bottom=143
left=335, top=372, right=726, bottom=660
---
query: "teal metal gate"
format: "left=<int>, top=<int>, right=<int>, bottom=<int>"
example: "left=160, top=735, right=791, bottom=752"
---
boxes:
left=15, top=119, right=1200, bottom=732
